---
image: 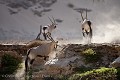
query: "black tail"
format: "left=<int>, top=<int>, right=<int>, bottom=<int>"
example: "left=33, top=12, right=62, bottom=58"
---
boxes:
left=25, top=49, right=31, bottom=72
left=87, top=21, right=92, bottom=39
left=89, top=27, right=92, bottom=39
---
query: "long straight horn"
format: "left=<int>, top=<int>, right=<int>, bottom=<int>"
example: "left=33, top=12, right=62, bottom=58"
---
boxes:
left=48, top=17, right=54, bottom=24
left=86, top=8, right=87, bottom=19
left=52, top=16, right=56, bottom=24
left=80, top=11, right=84, bottom=21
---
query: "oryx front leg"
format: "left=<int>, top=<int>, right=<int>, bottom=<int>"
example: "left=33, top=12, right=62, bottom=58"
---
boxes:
left=43, top=33, right=47, bottom=40
left=46, top=33, right=55, bottom=42
left=82, top=32, right=85, bottom=37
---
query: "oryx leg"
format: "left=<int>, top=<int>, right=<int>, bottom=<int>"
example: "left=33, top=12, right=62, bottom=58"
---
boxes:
left=86, top=32, right=89, bottom=35
left=82, top=32, right=85, bottom=37
left=46, top=33, right=54, bottom=42
left=28, top=53, right=37, bottom=70
left=43, top=33, right=47, bottom=40
left=29, top=59, right=35, bottom=69
left=88, top=33, right=92, bottom=44
left=43, top=56, right=49, bottom=61
left=82, top=32, right=88, bottom=44
left=36, top=33, right=41, bottom=40
left=30, top=59, right=35, bottom=65
left=82, top=28, right=85, bottom=37
left=37, top=55, right=49, bottom=61
left=86, top=32, right=91, bottom=44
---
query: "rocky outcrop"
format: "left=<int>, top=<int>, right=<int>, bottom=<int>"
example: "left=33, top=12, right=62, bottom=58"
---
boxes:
left=44, top=56, right=81, bottom=75
left=30, top=43, right=120, bottom=80
left=1, top=42, right=117, bottom=80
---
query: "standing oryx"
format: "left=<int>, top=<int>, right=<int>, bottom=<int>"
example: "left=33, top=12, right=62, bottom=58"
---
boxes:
left=42, top=17, right=57, bottom=41
left=25, top=40, right=58, bottom=72
left=80, top=9, right=92, bottom=43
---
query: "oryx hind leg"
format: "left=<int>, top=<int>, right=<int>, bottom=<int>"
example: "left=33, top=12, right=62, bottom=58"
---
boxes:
left=87, top=33, right=92, bottom=44
left=30, top=59, right=35, bottom=65
left=43, top=56, right=49, bottom=61
left=37, top=55, right=49, bottom=61
left=29, top=59, right=35, bottom=69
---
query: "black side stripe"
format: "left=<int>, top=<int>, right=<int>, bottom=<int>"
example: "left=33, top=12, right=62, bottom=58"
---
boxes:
left=27, top=48, right=32, bottom=56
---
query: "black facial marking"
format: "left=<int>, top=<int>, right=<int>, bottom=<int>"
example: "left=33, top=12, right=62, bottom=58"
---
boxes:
left=43, top=27, right=47, bottom=30
left=54, top=26, right=56, bottom=28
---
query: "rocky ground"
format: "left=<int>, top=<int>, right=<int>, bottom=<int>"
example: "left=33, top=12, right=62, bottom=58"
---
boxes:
left=0, top=40, right=120, bottom=80
left=28, top=43, right=120, bottom=80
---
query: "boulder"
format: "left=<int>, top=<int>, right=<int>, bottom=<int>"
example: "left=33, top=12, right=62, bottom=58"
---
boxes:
left=109, top=56, right=120, bottom=68
left=44, top=56, right=81, bottom=75
left=32, top=56, right=83, bottom=80
left=30, top=43, right=120, bottom=79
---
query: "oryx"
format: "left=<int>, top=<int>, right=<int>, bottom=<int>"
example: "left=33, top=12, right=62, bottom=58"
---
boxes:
left=25, top=40, right=58, bottom=72
left=80, top=9, right=92, bottom=43
left=42, top=17, right=57, bottom=41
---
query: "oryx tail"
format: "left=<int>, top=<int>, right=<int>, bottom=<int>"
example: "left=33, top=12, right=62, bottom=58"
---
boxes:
left=25, top=49, right=31, bottom=72
left=89, top=26, right=92, bottom=39
left=88, top=21, right=92, bottom=39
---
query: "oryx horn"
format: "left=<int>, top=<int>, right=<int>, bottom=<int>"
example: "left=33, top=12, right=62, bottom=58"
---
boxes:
left=86, top=8, right=87, bottom=19
left=80, top=11, right=84, bottom=21
left=52, top=16, right=56, bottom=25
left=48, top=17, right=54, bottom=24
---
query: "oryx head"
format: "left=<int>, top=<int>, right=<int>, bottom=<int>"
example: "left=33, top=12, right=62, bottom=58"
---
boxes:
left=48, top=17, right=57, bottom=29
left=50, top=40, right=58, bottom=50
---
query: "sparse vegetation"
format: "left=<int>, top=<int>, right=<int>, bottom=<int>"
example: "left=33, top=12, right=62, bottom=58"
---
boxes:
left=54, top=67, right=120, bottom=80
left=57, top=67, right=120, bottom=80
left=56, top=75, right=68, bottom=80
left=82, top=48, right=102, bottom=63
left=69, top=67, right=117, bottom=80
left=73, top=65, right=92, bottom=73
left=117, top=68, right=120, bottom=79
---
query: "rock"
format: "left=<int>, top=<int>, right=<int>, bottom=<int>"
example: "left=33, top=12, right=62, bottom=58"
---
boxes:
left=109, top=56, right=120, bottom=68
left=31, top=56, right=84, bottom=79
left=44, top=56, right=80, bottom=75
left=29, top=43, right=120, bottom=79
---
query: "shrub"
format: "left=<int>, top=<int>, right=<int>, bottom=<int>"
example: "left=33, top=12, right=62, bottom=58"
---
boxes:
left=82, top=48, right=102, bottom=63
left=69, top=67, right=117, bottom=80
left=0, top=54, right=22, bottom=79
left=117, top=68, right=120, bottom=79
left=73, top=66, right=92, bottom=73
left=55, top=75, right=68, bottom=80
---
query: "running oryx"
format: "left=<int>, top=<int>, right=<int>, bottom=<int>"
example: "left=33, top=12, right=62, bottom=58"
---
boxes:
left=25, top=40, right=58, bottom=72
left=42, top=17, right=57, bottom=41
left=80, top=8, right=92, bottom=43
